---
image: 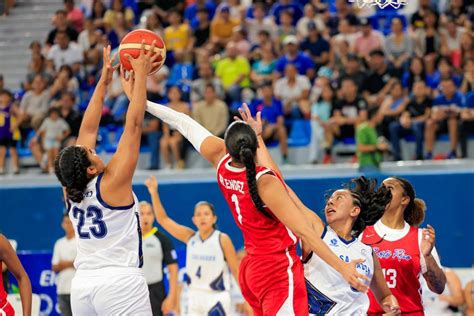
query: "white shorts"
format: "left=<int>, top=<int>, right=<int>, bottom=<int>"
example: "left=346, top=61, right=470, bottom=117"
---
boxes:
left=183, top=288, right=231, bottom=316
left=71, top=267, right=152, bottom=316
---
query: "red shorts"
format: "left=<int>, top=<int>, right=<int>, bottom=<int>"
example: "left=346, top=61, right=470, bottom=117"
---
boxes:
left=0, top=300, right=14, bottom=316
left=239, top=249, right=308, bottom=316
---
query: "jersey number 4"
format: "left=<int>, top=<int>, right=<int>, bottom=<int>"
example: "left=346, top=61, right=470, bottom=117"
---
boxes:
left=73, top=206, right=108, bottom=239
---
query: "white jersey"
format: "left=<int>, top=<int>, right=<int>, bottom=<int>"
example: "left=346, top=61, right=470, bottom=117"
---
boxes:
left=304, top=226, right=374, bottom=316
left=185, top=230, right=230, bottom=292
left=68, top=173, right=142, bottom=270
left=421, top=268, right=461, bottom=316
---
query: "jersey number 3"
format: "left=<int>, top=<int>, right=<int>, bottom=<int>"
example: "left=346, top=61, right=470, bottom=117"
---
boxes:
left=73, top=206, right=108, bottom=239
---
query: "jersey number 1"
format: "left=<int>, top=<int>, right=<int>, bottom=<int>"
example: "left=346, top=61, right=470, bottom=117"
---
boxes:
left=231, top=194, right=243, bottom=225
left=73, top=206, right=108, bottom=239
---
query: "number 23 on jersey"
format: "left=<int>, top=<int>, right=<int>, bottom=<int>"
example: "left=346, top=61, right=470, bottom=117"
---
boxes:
left=72, top=206, right=108, bottom=239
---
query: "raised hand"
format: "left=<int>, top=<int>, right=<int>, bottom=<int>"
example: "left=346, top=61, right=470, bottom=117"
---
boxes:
left=234, top=103, right=262, bottom=137
left=101, top=45, right=118, bottom=86
left=341, top=258, right=370, bottom=293
left=144, top=175, right=158, bottom=193
left=120, top=64, right=134, bottom=100
left=421, top=224, right=436, bottom=257
left=124, top=40, right=162, bottom=76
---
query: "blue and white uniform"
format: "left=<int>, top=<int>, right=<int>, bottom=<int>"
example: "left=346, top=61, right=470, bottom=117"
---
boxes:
left=184, top=230, right=231, bottom=315
left=303, top=226, right=374, bottom=316
left=68, top=173, right=151, bottom=316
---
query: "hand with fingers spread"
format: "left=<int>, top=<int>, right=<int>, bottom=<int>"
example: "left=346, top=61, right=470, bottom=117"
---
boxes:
left=101, top=45, right=119, bottom=86
left=341, top=258, right=370, bottom=293
left=421, top=224, right=436, bottom=257
left=123, top=40, right=162, bottom=76
left=234, top=103, right=262, bottom=137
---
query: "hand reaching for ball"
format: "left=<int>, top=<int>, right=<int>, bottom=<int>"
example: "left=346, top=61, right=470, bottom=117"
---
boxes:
left=101, top=45, right=118, bottom=86
left=124, top=40, right=162, bottom=76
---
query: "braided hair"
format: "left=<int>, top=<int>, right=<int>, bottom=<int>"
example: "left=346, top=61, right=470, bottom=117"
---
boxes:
left=344, top=176, right=392, bottom=237
left=389, top=176, right=426, bottom=227
left=54, top=146, right=92, bottom=203
left=224, top=122, right=266, bottom=214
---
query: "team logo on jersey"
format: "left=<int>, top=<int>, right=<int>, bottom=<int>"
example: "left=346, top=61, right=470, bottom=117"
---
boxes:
left=330, top=238, right=339, bottom=247
left=373, top=247, right=412, bottom=261
left=83, top=191, right=93, bottom=198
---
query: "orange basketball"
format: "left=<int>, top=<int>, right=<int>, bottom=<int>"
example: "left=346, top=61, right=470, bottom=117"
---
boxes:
left=118, top=29, right=166, bottom=75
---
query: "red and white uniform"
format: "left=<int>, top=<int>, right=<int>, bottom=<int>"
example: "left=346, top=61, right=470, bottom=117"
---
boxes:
left=217, top=154, right=308, bottom=316
left=0, top=261, right=14, bottom=316
left=361, top=220, right=441, bottom=315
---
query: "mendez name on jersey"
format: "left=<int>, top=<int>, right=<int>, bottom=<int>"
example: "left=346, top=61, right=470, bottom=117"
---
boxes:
left=186, top=230, right=230, bottom=292
left=218, top=174, right=244, bottom=194
left=68, top=173, right=142, bottom=271
left=304, top=226, right=374, bottom=316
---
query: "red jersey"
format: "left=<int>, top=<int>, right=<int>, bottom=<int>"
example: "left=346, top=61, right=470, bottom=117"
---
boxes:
left=216, top=154, right=298, bottom=256
left=0, top=260, right=7, bottom=307
left=361, top=221, right=424, bottom=315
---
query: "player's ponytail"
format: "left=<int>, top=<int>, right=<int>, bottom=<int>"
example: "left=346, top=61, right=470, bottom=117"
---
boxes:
left=54, top=146, right=92, bottom=203
left=391, top=176, right=426, bottom=227
left=224, top=122, right=266, bottom=214
left=347, top=177, right=392, bottom=236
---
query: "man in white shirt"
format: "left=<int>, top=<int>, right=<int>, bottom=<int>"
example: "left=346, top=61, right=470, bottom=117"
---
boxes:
left=51, top=213, right=76, bottom=316
left=47, top=30, right=83, bottom=72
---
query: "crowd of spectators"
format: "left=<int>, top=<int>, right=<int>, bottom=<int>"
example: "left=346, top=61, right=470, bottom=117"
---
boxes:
left=0, top=0, right=473, bottom=174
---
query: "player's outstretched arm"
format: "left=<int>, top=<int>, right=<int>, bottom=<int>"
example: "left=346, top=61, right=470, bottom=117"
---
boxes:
left=0, top=235, right=31, bottom=316
left=145, top=176, right=195, bottom=243
left=420, top=225, right=446, bottom=294
left=257, top=174, right=370, bottom=293
left=76, top=46, right=117, bottom=149
left=220, top=233, right=240, bottom=283
left=370, top=254, right=400, bottom=315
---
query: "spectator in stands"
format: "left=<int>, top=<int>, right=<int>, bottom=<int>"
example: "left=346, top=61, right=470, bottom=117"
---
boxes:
left=356, top=107, right=389, bottom=172
left=245, top=2, right=277, bottom=44
left=352, top=18, right=385, bottom=63
left=51, top=213, right=76, bottom=316
left=192, top=84, right=229, bottom=137
left=105, top=70, right=128, bottom=122
left=46, top=10, right=79, bottom=47
left=379, top=80, right=409, bottom=139
left=47, top=31, right=84, bottom=72
left=36, top=107, right=70, bottom=173
left=432, top=57, right=463, bottom=92
left=337, top=54, right=366, bottom=89
left=64, top=0, right=84, bottom=33
left=215, top=42, right=251, bottom=103
left=324, top=78, right=368, bottom=164
left=146, top=65, right=169, bottom=103
left=89, top=0, right=106, bottom=29
left=327, top=0, right=358, bottom=36
left=167, top=51, right=193, bottom=98
left=440, top=18, right=464, bottom=62
left=29, top=40, right=42, bottom=57
left=330, top=38, right=351, bottom=74
left=459, top=92, right=474, bottom=159
left=390, top=81, right=432, bottom=161
left=274, top=35, right=314, bottom=79
left=190, top=8, right=210, bottom=50
left=385, top=17, right=412, bottom=77
left=277, top=10, right=297, bottom=42
left=460, top=32, right=474, bottom=65
left=331, top=18, right=357, bottom=50
left=362, top=49, right=397, bottom=107
left=210, top=4, right=239, bottom=49
left=274, top=63, right=311, bottom=122
left=0, top=90, right=20, bottom=175
left=425, top=78, right=464, bottom=159
left=142, top=12, right=164, bottom=38
left=191, top=62, right=224, bottom=103
left=296, top=3, right=325, bottom=39
left=226, top=0, right=247, bottom=20
left=300, top=21, right=330, bottom=70
left=107, top=12, right=131, bottom=49
left=402, top=56, right=427, bottom=91
left=410, top=0, right=433, bottom=31
left=414, top=9, right=440, bottom=57
left=160, top=86, right=190, bottom=170
left=78, top=18, right=101, bottom=53
left=309, top=84, right=333, bottom=164
left=164, top=10, right=191, bottom=55
left=251, top=81, right=289, bottom=163
left=103, top=0, right=135, bottom=31
left=442, top=0, right=468, bottom=27
left=24, top=54, right=53, bottom=91
left=250, top=44, right=276, bottom=88
left=142, top=112, right=161, bottom=170
left=57, top=92, right=82, bottom=147
left=184, top=0, right=216, bottom=26
left=18, top=75, right=52, bottom=131
left=270, top=0, right=303, bottom=26
left=230, top=27, right=251, bottom=58
left=460, top=59, right=474, bottom=94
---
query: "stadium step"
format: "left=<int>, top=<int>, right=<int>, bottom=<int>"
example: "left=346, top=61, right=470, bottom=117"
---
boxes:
left=0, top=0, right=62, bottom=90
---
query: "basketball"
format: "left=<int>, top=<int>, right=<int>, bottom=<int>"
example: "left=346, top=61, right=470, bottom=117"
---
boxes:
left=118, top=29, right=166, bottom=75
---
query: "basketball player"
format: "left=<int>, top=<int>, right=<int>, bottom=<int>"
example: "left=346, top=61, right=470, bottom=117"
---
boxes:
left=144, top=175, right=239, bottom=315
left=121, top=87, right=370, bottom=314
left=0, top=234, right=31, bottom=316
left=53, top=43, right=161, bottom=315
left=361, top=177, right=447, bottom=315
left=303, top=177, right=400, bottom=315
